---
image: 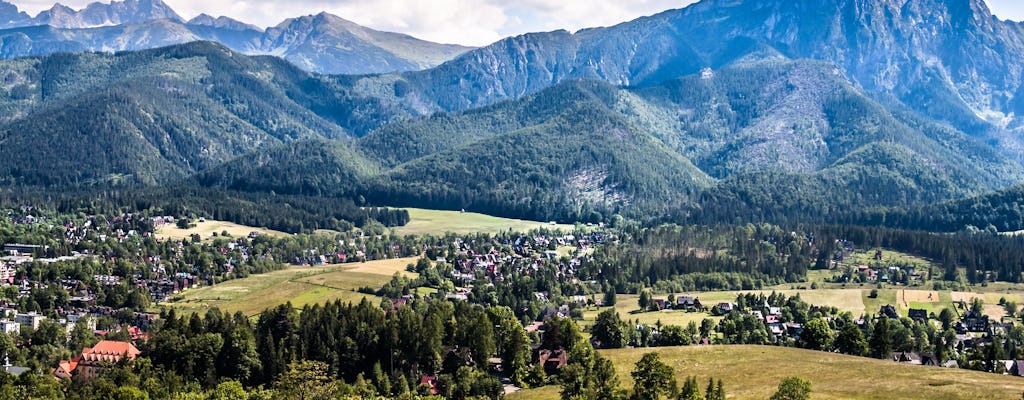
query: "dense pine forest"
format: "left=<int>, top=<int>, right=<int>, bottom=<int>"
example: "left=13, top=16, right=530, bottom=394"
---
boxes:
left=4, top=44, right=1023, bottom=228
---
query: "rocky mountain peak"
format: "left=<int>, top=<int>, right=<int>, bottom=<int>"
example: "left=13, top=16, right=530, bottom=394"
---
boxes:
left=33, top=0, right=182, bottom=28
left=187, top=13, right=261, bottom=32
left=0, top=1, right=29, bottom=27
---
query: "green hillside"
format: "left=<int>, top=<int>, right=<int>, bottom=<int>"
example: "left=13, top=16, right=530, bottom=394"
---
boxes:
left=2, top=43, right=1024, bottom=228
left=194, top=139, right=378, bottom=197
left=365, top=87, right=712, bottom=222
left=0, top=42, right=404, bottom=186
left=509, top=345, right=1024, bottom=400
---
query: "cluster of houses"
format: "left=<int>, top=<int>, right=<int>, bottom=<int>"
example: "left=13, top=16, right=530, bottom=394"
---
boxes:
left=876, top=303, right=1024, bottom=373
left=847, top=264, right=924, bottom=285
left=825, top=241, right=927, bottom=285
left=0, top=300, right=154, bottom=337
left=444, top=232, right=611, bottom=288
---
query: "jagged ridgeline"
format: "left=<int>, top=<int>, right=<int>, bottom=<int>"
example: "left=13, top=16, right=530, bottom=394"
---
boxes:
left=199, top=60, right=1022, bottom=224
left=0, top=42, right=406, bottom=186
left=2, top=0, right=1024, bottom=229
left=0, top=0, right=473, bottom=75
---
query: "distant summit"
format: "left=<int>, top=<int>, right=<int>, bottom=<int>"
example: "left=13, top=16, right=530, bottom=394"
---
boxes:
left=32, top=0, right=182, bottom=28
left=0, top=1, right=473, bottom=74
left=0, top=1, right=29, bottom=27
left=186, top=13, right=260, bottom=32
left=261, top=12, right=473, bottom=74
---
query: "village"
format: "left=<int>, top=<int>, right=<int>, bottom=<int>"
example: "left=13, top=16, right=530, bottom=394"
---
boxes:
left=2, top=206, right=1024, bottom=397
left=0, top=209, right=621, bottom=381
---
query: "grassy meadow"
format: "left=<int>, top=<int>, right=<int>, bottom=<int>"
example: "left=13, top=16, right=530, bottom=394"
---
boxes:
left=510, top=345, right=1024, bottom=400
left=391, top=208, right=577, bottom=236
left=155, top=219, right=289, bottom=241
left=162, top=256, right=420, bottom=316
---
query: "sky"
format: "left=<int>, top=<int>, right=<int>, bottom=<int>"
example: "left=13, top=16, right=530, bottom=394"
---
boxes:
left=9, top=0, right=1024, bottom=46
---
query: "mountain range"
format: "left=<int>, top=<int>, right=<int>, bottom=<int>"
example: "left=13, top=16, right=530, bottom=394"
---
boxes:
left=367, top=0, right=1024, bottom=138
left=0, top=0, right=472, bottom=74
left=1, top=0, right=1023, bottom=228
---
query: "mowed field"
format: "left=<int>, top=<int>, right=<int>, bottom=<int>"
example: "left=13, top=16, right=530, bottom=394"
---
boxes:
left=508, top=345, right=1024, bottom=400
left=164, top=257, right=421, bottom=316
left=391, top=208, right=577, bottom=236
left=155, top=219, right=289, bottom=241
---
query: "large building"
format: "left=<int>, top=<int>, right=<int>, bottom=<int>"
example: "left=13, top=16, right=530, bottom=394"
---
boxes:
left=54, top=340, right=141, bottom=380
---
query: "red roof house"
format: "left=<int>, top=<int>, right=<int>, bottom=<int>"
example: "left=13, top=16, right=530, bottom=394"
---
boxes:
left=54, top=340, right=141, bottom=380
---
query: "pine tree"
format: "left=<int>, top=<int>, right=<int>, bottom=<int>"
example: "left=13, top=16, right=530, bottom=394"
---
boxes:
left=372, top=362, right=391, bottom=395
left=604, top=289, right=618, bottom=307
left=593, top=309, right=627, bottom=349
left=639, top=290, right=652, bottom=312
left=679, top=376, right=703, bottom=400
left=593, top=356, right=626, bottom=400
left=869, top=319, right=892, bottom=359
left=631, top=352, right=677, bottom=400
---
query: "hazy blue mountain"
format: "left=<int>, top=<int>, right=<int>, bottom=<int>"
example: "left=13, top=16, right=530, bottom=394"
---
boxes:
left=0, top=0, right=473, bottom=74
left=260, top=12, right=473, bottom=75
left=0, top=1, right=29, bottom=28
left=31, top=0, right=182, bottom=28
left=0, top=20, right=204, bottom=57
left=186, top=13, right=259, bottom=32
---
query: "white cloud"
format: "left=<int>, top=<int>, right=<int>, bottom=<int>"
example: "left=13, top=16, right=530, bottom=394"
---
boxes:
left=8, top=0, right=1024, bottom=46
left=987, top=0, right=1024, bottom=22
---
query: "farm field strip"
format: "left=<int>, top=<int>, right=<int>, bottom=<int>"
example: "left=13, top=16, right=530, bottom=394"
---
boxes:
left=391, top=208, right=577, bottom=236
left=155, top=219, right=289, bottom=241
left=164, top=256, right=421, bottom=316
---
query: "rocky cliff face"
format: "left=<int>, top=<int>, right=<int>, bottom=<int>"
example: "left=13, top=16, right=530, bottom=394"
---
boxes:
left=32, top=0, right=183, bottom=28
left=0, top=1, right=29, bottom=27
left=392, top=0, right=1023, bottom=139
left=186, top=14, right=260, bottom=32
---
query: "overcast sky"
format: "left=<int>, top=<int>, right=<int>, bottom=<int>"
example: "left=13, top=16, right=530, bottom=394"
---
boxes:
left=10, top=0, right=1024, bottom=46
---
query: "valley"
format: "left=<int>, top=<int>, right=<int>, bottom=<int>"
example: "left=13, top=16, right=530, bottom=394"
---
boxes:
left=1, top=0, right=1024, bottom=399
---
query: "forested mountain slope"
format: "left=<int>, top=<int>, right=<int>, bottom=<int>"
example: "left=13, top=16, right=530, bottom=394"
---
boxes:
left=0, top=42, right=377, bottom=185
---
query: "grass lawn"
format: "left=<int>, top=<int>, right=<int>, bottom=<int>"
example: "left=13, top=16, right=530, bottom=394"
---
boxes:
left=155, top=219, right=288, bottom=241
left=391, top=208, right=577, bottom=236
left=508, top=345, right=1024, bottom=400
left=163, top=256, right=421, bottom=316
left=862, top=288, right=898, bottom=316
left=319, top=257, right=419, bottom=277
left=842, top=249, right=938, bottom=271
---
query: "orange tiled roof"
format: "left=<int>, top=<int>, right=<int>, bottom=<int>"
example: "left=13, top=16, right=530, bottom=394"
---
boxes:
left=75, top=341, right=141, bottom=367
left=54, top=359, right=78, bottom=378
